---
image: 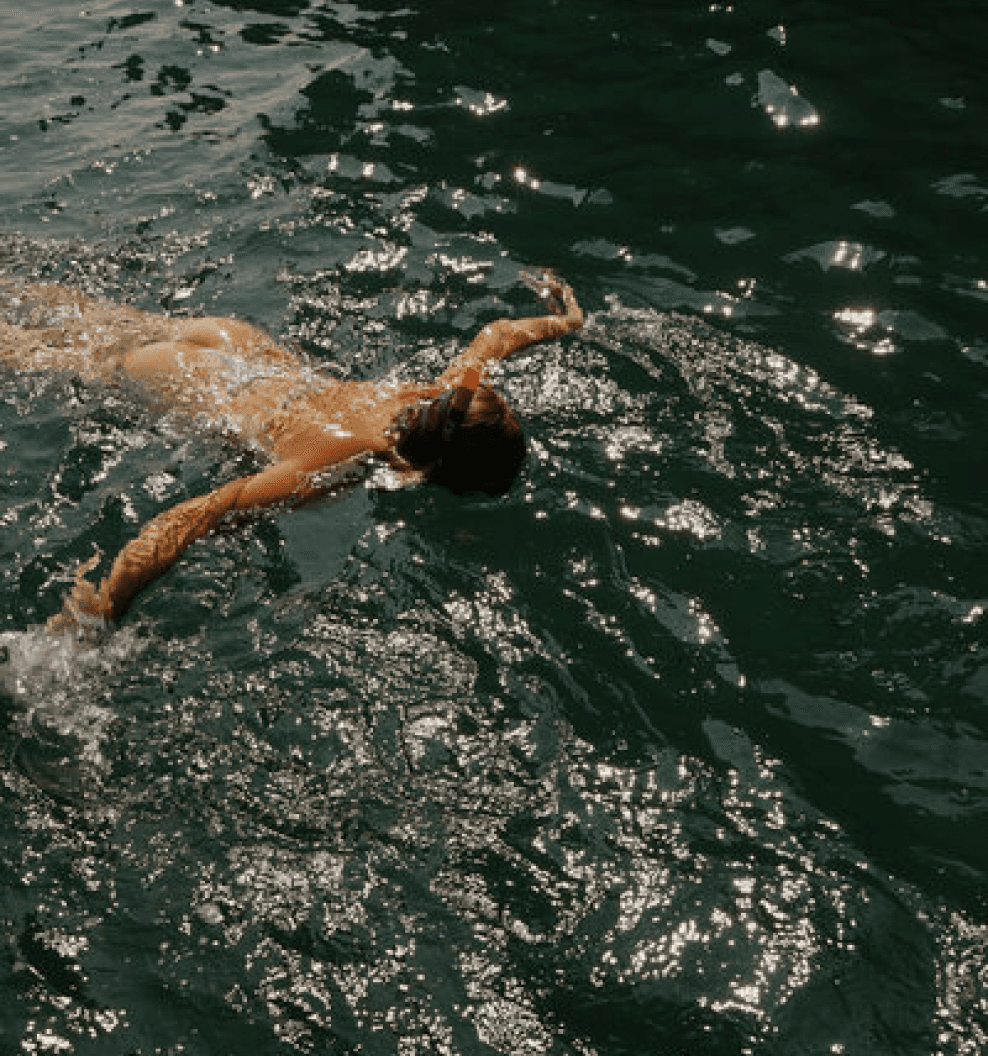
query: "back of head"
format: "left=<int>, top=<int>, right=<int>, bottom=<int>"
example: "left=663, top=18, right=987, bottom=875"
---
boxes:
left=393, top=385, right=526, bottom=497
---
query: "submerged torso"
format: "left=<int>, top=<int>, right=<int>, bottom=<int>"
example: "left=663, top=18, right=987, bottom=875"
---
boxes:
left=0, top=281, right=437, bottom=461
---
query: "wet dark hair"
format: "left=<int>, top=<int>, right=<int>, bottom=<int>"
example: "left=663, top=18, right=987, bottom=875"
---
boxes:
left=392, top=384, right=526, bottom=497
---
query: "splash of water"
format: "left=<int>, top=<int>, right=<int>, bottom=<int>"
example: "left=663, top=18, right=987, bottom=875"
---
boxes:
left=1, top=624, right=145, bottom=799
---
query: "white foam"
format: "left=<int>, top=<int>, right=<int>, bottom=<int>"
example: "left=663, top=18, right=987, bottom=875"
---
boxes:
left=0, top=625, right=145, bottom=771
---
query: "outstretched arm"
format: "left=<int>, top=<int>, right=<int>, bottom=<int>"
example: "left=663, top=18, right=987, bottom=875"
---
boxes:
left=437, top=271, right=583, bottom=387
left=49, top=430, right=380, bottom=630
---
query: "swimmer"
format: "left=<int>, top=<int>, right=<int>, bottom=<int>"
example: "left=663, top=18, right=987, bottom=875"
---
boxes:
left=22, top=270, right=582, bottom=631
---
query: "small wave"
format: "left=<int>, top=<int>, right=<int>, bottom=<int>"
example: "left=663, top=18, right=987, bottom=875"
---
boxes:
left=1, top=624, right=145, bottom=799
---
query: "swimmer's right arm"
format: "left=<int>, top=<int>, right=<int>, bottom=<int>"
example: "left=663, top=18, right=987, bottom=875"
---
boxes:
left=48, top=430, right=385, bottom=629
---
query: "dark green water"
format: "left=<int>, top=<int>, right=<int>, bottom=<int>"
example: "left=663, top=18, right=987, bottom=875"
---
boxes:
left=1, top=1, right=986, bottom=1053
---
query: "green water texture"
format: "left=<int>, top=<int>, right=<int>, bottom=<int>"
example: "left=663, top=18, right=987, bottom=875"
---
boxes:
left=1, top=1, right=986, bottom=1053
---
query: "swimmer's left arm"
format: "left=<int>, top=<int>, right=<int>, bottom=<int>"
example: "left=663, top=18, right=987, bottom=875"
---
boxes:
left=48, top=431, right=384, bottom=629
left=437, top=271, right=583, bottom=387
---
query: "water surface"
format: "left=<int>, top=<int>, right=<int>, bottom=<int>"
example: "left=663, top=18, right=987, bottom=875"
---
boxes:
left=1, top=1, right=986, bottom=1053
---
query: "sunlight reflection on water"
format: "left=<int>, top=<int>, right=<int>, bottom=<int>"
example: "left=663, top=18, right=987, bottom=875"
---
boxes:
left=2, top=0, right=987, bottom=1051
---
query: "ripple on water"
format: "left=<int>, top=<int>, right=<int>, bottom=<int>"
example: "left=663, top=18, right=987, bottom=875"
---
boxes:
left=1, top=248, right=983, bottom=1052
left=2, top=0, right=987, bottom=1037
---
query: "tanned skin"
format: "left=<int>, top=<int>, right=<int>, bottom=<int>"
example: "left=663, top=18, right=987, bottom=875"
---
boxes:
left=40, top=272, right=582, bottom=630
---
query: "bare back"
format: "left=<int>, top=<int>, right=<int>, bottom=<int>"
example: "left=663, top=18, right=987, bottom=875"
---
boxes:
left=0, top=280, right=430, bottom=460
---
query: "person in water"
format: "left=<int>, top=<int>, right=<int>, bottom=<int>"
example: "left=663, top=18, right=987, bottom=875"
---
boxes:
left=27, top=270, right=583, bottom=631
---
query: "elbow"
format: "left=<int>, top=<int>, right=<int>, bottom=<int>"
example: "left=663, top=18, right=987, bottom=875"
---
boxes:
left=565, top=288, right=584, bottom=331
left=485, top=319, right=514, bottom=358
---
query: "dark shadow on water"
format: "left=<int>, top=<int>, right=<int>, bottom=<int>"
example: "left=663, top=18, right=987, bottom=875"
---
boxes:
left=544, top=978, right=767, bottom=1056
left=17, top=915, right=90, bottom=1003
left=260, top=68, right=374, bottom=157
left=12, top=726, right=91, bottom=805
left=209, top=0, right=311, bottom=16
